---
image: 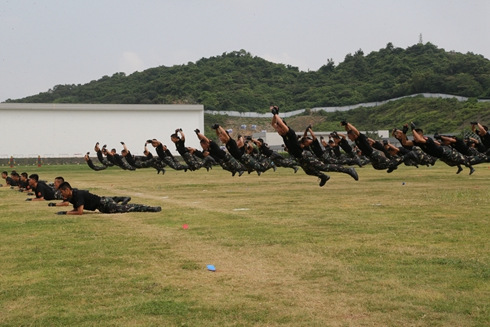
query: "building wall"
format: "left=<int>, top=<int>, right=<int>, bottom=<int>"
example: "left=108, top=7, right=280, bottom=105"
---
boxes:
left=0, top=103, right=203, bottom=158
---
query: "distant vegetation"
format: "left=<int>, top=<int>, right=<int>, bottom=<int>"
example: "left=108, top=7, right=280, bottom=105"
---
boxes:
left=7, top=42, right=490, bottom=132
left=8, top=42, right=490, bottom=108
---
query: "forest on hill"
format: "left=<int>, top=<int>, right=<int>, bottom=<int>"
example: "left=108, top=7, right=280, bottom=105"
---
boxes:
left=8, top=42, right=490, bottom=115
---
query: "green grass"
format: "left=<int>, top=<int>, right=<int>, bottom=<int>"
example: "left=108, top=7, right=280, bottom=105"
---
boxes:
left=1, top=162, right=489, bottom=326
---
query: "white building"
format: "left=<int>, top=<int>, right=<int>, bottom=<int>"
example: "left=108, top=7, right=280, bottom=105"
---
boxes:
left=0, top=103, right=203, bottom=158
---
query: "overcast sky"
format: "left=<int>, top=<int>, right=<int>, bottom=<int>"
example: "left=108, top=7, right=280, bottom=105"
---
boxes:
left=1, top=0, right=489, bottom=102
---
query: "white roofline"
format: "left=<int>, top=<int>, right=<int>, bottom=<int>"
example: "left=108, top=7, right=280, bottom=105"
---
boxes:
left=0, top=103, right=203, bottom=112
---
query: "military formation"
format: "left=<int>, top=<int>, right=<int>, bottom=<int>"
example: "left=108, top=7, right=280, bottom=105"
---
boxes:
left=3, top=111, right=488, bottom=215
left=79, top=108, right=489, bottom=187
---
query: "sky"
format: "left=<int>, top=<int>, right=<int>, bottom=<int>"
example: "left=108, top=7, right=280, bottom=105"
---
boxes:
left=1, top=0, right=489, bottom=102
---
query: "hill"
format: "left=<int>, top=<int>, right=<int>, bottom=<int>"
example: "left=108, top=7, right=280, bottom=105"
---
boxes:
left=7, top=43, right=490, bottom=114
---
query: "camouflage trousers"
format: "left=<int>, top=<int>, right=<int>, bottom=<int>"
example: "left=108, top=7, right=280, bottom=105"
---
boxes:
left=240, top=153, right=272, bottom=173
left=368, top=149, right=392, bottom=170
left=298, top=151, right=330, bottom=178
left=466, top=147, right=489, bottom=165
left=440, top=146, right=468, bottom=167
left=217, top=152, right=245, bottom=175
left=86, top=158, right=108, bottom=171
left=255, top=154, right=277, bottom=171
left=334, top=153, right=364, bottom=167
left=133, top=157, right=166, bottom=170
left=203, top=156, right=217, bottom=168
left=162, top=157, right=188, bottom=171
left=305, top=152, right=353, bottom=174
left=182, top=152, right=205, bottom=171
left=320, top=152, right=341, bottom=165
left=98, top=197, right=159, bottom=214
left=116, top=157, right=136, bottom=171
left=411, top=146, right=437, bottom=166
left=269, top=152, right=298, bottom=169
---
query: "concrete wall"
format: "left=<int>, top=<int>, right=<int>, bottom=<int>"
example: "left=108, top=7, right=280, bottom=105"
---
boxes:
left=205, top=93, right=490, bottom=118
left=0, top=103, right=203, bottom=158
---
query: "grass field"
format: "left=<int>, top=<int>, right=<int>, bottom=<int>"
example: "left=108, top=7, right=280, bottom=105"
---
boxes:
left=1, top=162, right=489, bottom=326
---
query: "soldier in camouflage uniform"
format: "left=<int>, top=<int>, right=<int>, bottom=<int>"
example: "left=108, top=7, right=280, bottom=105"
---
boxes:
left=104, top=146, right=136, bottom=171
left=149, top=139, right=188, bottom=171
left=85, top=152, right=108, bottom=171
left=329, top=132, right=364, bottom=167
left=382, top=140, right=421, bottom=168
left=171, top=129, right=214, bottom=171
left=94, top=142, right=114, bottom=167
left=212, top=124, right=273, bottom=175
left=301, top=126, right=358, bottom=180
left=393, top=127, right=437, bottom=167
left=252, top=137, right=299, bottom=173
left=404, top=123, right=475, bottom=175
left=120, top=142, right=166, bottom=174
left=57, top=182, right=160, bottom=215
left=471, top=122, right=490, bottom=152
left=435, top=133, right=489, bottom=166
left=319, top=137, right=343, bottom=164
left=270, top=106, right=330, bottom=186
left=243, top=137, right=277, bottom=173
left=195, top=129, right=245, bottom=176
left=342, top=121, right=410, bottom=173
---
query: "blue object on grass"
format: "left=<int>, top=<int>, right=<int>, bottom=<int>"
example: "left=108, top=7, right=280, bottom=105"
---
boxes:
left=207, top=264, right=216, bottom=272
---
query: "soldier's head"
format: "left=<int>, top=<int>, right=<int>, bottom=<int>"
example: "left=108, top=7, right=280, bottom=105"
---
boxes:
left=346, top=130, right=356, bottom=142
left=149, top=139, right=159, bottom=147
left=54, top=177, right=64, bottom=190
left=392, top=128, right=403, bottom=139
left=300, top=137, right=313, bottom=147
left=59, top=182, right=73, bottom=199
left=28, top=174, right=39, bottom=187
left=170, top=133, right=180, bottom=143
left=11, top=172, right=20, bottom=182
left=200, top=139, right=210, bottom=150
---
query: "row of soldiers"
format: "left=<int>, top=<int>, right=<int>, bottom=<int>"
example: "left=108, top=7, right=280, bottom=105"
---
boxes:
left=83, top=111, right=490, bottom=187
left=269, top=106, right=489, bottom=186
left=84, top=127, right=360, bottom=181
left=1, top=171, right=64, bottom=201
left=2, top=172, right=160, bottom=215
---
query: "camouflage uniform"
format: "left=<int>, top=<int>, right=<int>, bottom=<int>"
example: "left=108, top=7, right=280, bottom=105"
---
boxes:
left=240, top=153, right=270, bottom=175
left=96, top=149, right=114, bottom=167
left=303, top=150, right=358, bottom=180
left=218, top=152, right=246, bottom=176
left=181, top=152, right=206, bottom=171
left=256, top=142, right=298, bottom=172
left=124, top=151, right=166, bottom=173
left=298, top=151, right=330, bottom=178
left=206, top=140, right=245, bottom=176
left=467, top=147, right=489, bottom=165
left=98, top=197, right=160, bottom=213
left=155, top=144, right=188, bottom=171
left=409, top=146, right=437, bottom=166
left=86, top=156, right=108, bottom=171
